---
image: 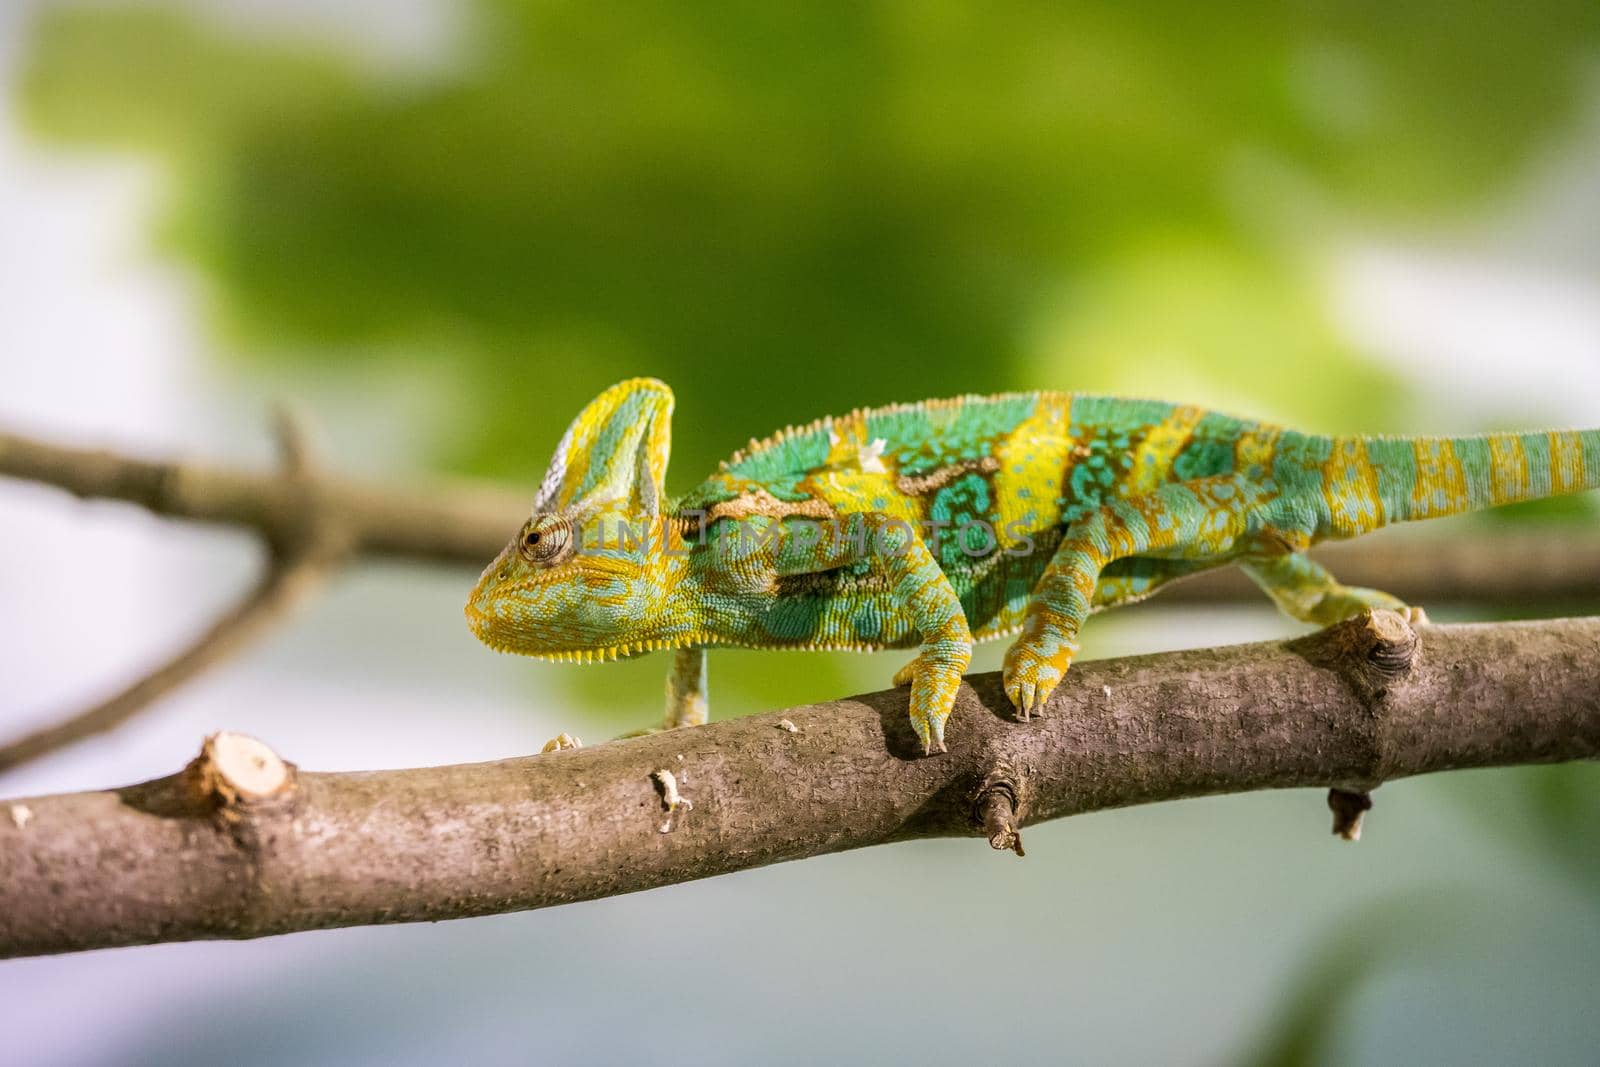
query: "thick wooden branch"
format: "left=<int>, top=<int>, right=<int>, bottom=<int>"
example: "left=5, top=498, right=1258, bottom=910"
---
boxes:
left=3, top=612, right=1596, bottom=959
left=2, top=426, right=1596, bottom=601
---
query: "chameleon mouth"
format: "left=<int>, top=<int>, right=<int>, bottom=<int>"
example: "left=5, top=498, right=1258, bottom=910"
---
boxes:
left=468, top=624, right=688, bottom=663
left=464, top=594, right=690, bottom=662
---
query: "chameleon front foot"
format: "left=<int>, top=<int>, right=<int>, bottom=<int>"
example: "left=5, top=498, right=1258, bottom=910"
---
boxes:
left=895, top=665, right=954, bottom=754
left=1001, top=633, right=1079, bottom=720
left=899, top=647, right=969, bottom=755
left=540, top=732, right=583, bottom=753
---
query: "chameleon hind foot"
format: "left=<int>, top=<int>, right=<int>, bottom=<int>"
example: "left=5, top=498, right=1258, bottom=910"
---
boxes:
left=1241, top=555, right=1429, bottom=628
left=1001, top=630, right=1080, bottom=720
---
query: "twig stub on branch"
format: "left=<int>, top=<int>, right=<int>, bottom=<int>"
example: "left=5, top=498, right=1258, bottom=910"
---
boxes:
left=184, top=732, right=296, bottom=813
left=1327, top=789, right=1374, bottom=842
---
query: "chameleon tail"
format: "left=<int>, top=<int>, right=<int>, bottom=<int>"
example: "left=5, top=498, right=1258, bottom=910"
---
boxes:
left=1368, top=428, right=1600, bottom=525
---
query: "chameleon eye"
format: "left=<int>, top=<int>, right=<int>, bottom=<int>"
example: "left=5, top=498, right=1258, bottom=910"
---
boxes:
left=519, top=519, right=570, bottom=564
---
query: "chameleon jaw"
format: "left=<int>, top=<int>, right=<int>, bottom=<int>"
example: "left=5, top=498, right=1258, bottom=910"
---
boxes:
left=466, top=618, right=696, bottom=663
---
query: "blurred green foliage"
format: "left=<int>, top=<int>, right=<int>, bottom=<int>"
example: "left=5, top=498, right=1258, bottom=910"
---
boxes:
left=18, top=0, right=1599, bottom=753
left=15, top=7, right=1600, bottom=1056
left=20, top=0, right=1600, bottom=486
left=18, top=0, right=1598, bottom=800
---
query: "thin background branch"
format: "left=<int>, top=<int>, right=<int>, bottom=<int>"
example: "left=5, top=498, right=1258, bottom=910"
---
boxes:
left=0, top=410, right=349, bottom=772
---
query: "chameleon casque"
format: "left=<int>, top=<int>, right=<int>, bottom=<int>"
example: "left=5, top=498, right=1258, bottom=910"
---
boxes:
left=467, top=378, right=1600, bottom=754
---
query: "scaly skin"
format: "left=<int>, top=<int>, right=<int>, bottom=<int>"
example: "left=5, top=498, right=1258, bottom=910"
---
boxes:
left=466, top=379, right=1600, bottom=754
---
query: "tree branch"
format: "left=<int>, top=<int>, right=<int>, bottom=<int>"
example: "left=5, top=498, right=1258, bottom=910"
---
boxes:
left=0, top=427, right=526, bottom=565
left=3, top=611, right=1596, bottom=959
left=0, top=412, right=350, bottom=773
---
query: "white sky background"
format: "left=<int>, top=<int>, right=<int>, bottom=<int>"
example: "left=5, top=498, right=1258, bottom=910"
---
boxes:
left=0, top=3, right=1597, bottom=1065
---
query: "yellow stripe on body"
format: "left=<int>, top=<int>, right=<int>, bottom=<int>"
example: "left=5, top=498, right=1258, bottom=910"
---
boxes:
left=1322, top=436, right=1385, bottom=537
left=992, top=393, right=1074, bottom=544
left=1549, top=431, right=1587, bottom=495
left=1487, top=433, right=1531, bottom=506
left=1410, top=438, right=1469, bottom=519
left=1125, top=404, right=1207, bottom=494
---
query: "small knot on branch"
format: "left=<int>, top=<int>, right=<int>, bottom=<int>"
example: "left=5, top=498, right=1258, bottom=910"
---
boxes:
left=1328, top=788, right=1372, bottom=842
left=650, top=768, right=692, bottom=833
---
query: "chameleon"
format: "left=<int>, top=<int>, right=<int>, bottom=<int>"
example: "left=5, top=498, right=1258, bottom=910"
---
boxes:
left=466, top=377, right=1600, bottom=754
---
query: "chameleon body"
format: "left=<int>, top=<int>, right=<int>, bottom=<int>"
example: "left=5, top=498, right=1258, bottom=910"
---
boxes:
left=467, top=378, right=1600, bottom=753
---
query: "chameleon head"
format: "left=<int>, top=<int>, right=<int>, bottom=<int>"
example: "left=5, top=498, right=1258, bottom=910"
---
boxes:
left=466, top=378, right=682, bottom=660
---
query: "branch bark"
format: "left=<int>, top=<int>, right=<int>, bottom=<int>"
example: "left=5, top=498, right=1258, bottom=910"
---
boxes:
left=3, top=612, right=1596, bottom=959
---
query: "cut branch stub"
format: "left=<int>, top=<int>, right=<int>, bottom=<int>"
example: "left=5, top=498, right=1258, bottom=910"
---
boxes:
left=1363, top=610, right=1421, bottom=678
left=1307, top=608, right=1421, bottom=694
left=183, top=731, right=296, bottom=821
left=974, top=767, right=1026, bottom=857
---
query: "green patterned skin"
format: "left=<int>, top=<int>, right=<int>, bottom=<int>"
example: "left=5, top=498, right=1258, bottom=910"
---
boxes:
left=467, top=379, right=1600, bottom=753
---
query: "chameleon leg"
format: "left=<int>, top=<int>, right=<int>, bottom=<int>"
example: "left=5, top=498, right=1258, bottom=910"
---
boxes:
left=1240, top=553, right=1424, bottom=626
left=1003, top=476, right=1258, bottom=715
left=1092, top=556, right=1221, bottom=609
left=615, top=646, right=708, bottom=739
left=867, top=517, right=973, bottom=754
left=663, top=645, right=709, bottom=728
left=897, top=560, right=1214, bottom=687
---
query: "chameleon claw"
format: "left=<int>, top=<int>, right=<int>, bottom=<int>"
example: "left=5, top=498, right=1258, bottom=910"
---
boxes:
left=540, top=732, right=583, bottom=753
left=1003, top=673, right=1046, bottom=721
left=911, top=712, right=951, bottom=756
left=1004, top=673, right=1064, bottom=722
left=914, top=724, right=948, bottom=756
left=1002, top=635, right=1073, bottom=721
